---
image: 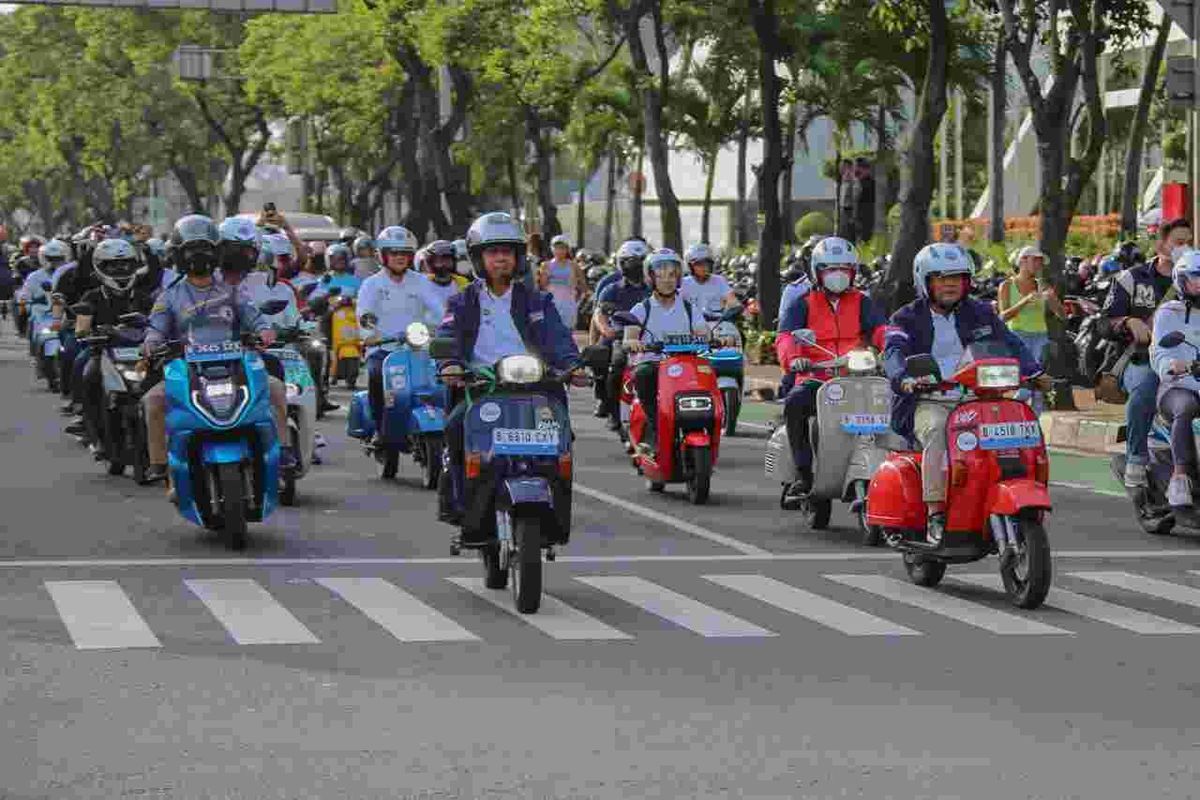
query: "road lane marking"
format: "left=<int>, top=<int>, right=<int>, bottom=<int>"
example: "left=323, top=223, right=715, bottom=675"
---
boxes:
left=824, top=574, right=1073, bottom=635
left=576, top=575, right=775, bottom=637
left=43, top=580, right=161, bottom=650
left=572, top=483, right=771, bottom=556
left=315, top=577, right=479, bottom=643
left=184, top=579, right=319, bottom=645
left=1073, top=571, right=1200, bottom=609
left=705, top=574, right=920, bottom=637
left=954, top=574, right=1200, bottom=634
left=447, top=577, right=632, bottom=640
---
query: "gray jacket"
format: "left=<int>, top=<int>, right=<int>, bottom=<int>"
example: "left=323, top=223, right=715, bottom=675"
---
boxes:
left=144, top=276, right=268, bottom=350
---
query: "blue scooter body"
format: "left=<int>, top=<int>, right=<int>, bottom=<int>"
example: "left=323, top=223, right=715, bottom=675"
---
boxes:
left=164, top=343, right=280, bottom=528
left=347, top=343, right=447, bottom=449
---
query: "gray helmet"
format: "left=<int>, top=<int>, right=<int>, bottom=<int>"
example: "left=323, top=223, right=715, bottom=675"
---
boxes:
left=38, top=239, right=70, bottom=270
left=93, top=238, right=141, bottom=293
left=326, top=242, right=352, bottom=272
left=374, top=225, right=419, bottom=254
left=645, top=248, right=684, bottom=284
left=465, top=212, right=526, bottom=277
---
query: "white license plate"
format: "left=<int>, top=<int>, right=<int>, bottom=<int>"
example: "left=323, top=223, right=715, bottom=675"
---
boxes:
left=492, top=427, right=560, bottom=448
left=979, top=421, right=1041, bottom=449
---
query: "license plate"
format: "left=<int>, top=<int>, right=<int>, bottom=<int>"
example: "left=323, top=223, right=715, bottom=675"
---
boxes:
left=979, top=421, right=1041, bottom=450
left=492, top=427, right=560, bottom=455
left=840, top=413, right=890, bottom=434
left=185, top=342, right=242, bottom=362
left=111, top=347, right=142, bottom=362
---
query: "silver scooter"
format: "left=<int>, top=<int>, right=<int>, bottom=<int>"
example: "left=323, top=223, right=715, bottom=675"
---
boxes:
left=764, top=329, right=894, bottom=544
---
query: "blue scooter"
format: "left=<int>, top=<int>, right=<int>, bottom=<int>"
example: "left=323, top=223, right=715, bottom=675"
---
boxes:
left=704, top=321, right=745, bottom=436
left=347, top=320, right=447, bottom=488
left=431, top=340, right=578, bottom=615
left=29, top=286, right=61, bottom=392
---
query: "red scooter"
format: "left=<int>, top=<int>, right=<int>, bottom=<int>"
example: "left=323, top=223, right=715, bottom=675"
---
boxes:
left=611, top=307, right=740, bottom=504
left=865, top=341, right=1053, bottom=608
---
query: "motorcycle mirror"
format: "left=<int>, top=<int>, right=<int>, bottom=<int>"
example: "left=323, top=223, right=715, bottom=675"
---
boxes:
left=70, top=302, right=93, bottom=317
left=1159, top=331, right=1187, bottom=349
left=611, top=311, right=640, bottom=327
left=703, top=310, right=723, bottom=322
left=119, top=312, right=148, bottom=329
left=326, top=285, right=342, bottom=297
left=297, top=282, right=319, bottom=299
left=428, top=337, right=456, bottom=360
left=791, top=328, right=817, bottom=345
left=359, top=312, right=378, bottom=328
left=258, top=299, right=289, bottom=316
left=904, top=353, right=941, bottom=380
left=721, top=305, right=743, bottom=321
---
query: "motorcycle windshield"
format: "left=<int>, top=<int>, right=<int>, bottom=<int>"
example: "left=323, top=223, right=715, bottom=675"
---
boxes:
left=955, top=339, right=1017, bottom=370
left=185, top=317, right=237, bottom=348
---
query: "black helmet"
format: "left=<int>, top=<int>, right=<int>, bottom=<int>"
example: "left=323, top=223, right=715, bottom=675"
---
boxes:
left=170, top=214, right=219, bottom=275
left=1113, top=240, right=1143, bottom=269
left=465, top=212, right=525, bottom=278
left=427, top=239, right=455, bottom=259
left=339, top=227, right=363, bottom=246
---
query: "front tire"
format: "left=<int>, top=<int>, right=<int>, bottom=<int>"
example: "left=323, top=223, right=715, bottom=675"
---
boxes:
left=381, top=448, right=399, bottom=480
left=421, top=434, right=443, bottom=491
left=722, top=388, right=740, bottom=437
left=904, top=553, right=946, bottom=587
left=999, top=514, right=1052, bottom=609
left=481, top=542, right=507, bottom=589
left=511, top=516, right=543, bottom=614
left=686, top=446, right=712, bottom=505
left=217, top=462, right=247, bottom=550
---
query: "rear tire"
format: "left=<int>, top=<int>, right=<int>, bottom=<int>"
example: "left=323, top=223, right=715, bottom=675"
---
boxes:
left=481, top=542, right=507, bottom=589
left=903, top=554, right=946, bottom=587
left=686, top=446, right=712, bottom=505
left=422, top=435, right=443, bottom=490
left=217, top=462, right=247, bottom=550
left=381, top=448, right=399, bottom=480
left=722, top=388, right=739, bottom=437
left=802, top=497, right=833, bottom=530
left=511, top=516, right=543, bottom=614
left=343, top=359, right=360, bottom=391
left=131, top=406, right=149, bottom=485
left=1000, top=514, right=1052, bottom=609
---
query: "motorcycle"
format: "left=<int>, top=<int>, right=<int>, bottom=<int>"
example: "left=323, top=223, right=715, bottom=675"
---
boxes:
left=30, top=290, right=61, bottom=392
left=763, top=330, right=893, bottom=544
left=75, top=307, right=151, bottom=483
left=430, top=340, right=577, bottom=615
left=865, top=341, right=1054, bottom=608
left=325, top=285, right=362, bottom=390
left=264, top=324, right=318, bottom=506
left=705, top=321, right=745, bottom=437
left=347, top=320, right=446, bottom=488
left=611, top=306, right=739, bottom=505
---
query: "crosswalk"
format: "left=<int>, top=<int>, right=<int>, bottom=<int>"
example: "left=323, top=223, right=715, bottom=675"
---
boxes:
left=33, top=569, right=1200, bottom=651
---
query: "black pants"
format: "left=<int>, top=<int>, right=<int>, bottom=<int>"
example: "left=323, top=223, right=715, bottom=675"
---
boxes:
left=80, top=352, right=105, bottom=447
left=591, top=342, right=612, bottom=407
left=633, top=361, right=658, bottom=443
left=1161, top=388, right=1200, bottom=468
left=367, top=349, right=388, bottom=431
left=606, top=344, right=629, bottom=424
left=784, top=381, right=819, bottom=470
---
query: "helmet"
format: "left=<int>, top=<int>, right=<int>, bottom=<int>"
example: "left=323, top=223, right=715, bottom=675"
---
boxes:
left=375, top=225, right=418, bottom=254
left=218, top=217, right=260, bottom=248
left=338, top=227, right=362, bottom=245
left=92, top=238, right=140, bottom=294
left=912, top=243, right=974, bottom=300
left=465, top=212, right=525, bottom=276
left=1174, top=249, right=1200, bottom=298
left=261, top=232, right=295, bottom=264
left=809, top=236, right=858, bottom=283
left=616, top=238, right=650, bottom=281
left=684, top=242, right=715, bottom=266
left=38, top=239, right=70, bottom=270
left=550, top=234, right=571, bottom=251
left=645, top=248, right=683, bottom=284
left=427, top=239, right=455, bottom=260
left=145, top=238, right=166, bottom=258
left=1099, top=255, right=1121, bottom=275
left=1113, top=240, right=1143, bottom=269
left=170, top=214, right=220, bottom=251
left=351, top=235, right=374, bottom=256
left=326, top=243, right=352, bottom=272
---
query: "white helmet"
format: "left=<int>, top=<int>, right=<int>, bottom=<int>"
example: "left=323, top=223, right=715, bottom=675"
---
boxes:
left=1172, top=248, right=1200, bottom=298
left=38, top=239, right=70, bottom=270
left=913, top=243, right=974, bottom=300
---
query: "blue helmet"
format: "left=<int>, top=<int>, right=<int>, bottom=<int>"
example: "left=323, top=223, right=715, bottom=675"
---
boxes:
left=1173, top=249, right=1200, bottom=297
left=218, top=217, right=261, bottom=248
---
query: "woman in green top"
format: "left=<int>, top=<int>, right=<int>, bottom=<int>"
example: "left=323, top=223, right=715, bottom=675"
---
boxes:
left=997, top=245, right=1064, bottom=414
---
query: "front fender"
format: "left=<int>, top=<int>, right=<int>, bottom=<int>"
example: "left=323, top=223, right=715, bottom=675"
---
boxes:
left=201, top=439, right=250, bottom=465
left=409, top=404, right=446, bottom=433
left=499, top=477, right=554, bottom=511
left=986, top=478, right=1052, bottom=516
left=683, top=430, right=711, bottom=448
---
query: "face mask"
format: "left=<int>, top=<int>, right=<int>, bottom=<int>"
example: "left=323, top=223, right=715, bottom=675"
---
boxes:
left=821, top=269, right=851, bottom=294
left=1172, top=246, right=1190, bottom=264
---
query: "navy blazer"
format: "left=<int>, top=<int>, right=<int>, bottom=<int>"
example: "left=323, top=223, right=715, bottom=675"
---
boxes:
left=435, top=280, right=579, bottom=372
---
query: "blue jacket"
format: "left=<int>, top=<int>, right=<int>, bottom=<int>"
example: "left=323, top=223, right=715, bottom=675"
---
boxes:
left=435, top=281, right=579, bottom=372
left=884, top=296, right=1042, bottom=439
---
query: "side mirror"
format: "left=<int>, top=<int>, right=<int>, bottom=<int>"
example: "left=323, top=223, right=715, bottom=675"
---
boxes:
left=598, top=301, right=617, bottom=315
left=119, top=312, right=148, bottom=329
left=326, top=285, right=342, bottom=297
left=41, top=281, right=52, bottom=291
left=70, top=302, right=94, bottom=317
left=791, top=328, right=817, bottom=345
left=1159, top=331, right=1186, bottom=348
left=703, top=310, right=722, bottom=322
left=258, top=299, right=289, bottom=316
left=905, top=353, right=941, bottom=380
left=612, top=311, right=639, bottom=327
left=580, top=344, right=610, bottom=370
left=428, top=337, right=456, bottom=360
left=721, top=305, right=743, bottom=322
left=359, top=312, right=378, bottom=328
left=298, top=282, right=318, bottom=299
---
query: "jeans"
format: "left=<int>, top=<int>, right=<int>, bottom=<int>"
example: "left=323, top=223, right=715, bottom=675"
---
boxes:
left=1160, top=387, right=1200, bottom=469
left=783, top=381, right=819, bottom=470
left=1013, top=331, right=1049, bottom=416
left=1122, top=361, right=1158, bottom=466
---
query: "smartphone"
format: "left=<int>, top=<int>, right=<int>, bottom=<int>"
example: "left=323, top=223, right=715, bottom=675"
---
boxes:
left=263, top=202, right=277, bottom=215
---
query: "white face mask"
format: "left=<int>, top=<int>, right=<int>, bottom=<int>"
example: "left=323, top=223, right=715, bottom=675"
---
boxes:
left=821, top=269, right=851, bottom=294
left=1172, top=246, right=1191, bottom=265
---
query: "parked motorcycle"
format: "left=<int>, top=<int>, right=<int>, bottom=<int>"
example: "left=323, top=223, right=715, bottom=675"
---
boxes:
left=764, top=330, right=892, bottom=543
left=347, top=320, right=446, bottom=488
left=431, top=340, right=577, bottom=615
left=865, top=341, right=1054, bottom=608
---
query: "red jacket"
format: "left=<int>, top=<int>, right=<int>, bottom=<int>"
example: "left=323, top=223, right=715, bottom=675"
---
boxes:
left=776, top=288, right=886, bottom=382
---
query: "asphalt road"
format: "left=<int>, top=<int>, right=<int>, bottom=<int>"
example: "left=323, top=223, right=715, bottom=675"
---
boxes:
left=3, top=327, right=1200, bottom=799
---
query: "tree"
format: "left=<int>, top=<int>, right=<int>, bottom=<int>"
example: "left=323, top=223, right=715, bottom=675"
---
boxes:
left=1120, top=12, right=1171, bottom=237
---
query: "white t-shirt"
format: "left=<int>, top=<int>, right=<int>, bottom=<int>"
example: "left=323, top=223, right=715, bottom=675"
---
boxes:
left=628, top=294, right=707, bottom=365
left=356, top=269, right=445, bottom=355
left=471, top=286, right=530, bottom=369
left=237, top=271, right=300, bottom=329
left=681, top=274, right=731, bottom=315
left=427, top=279, right=460, bottom=313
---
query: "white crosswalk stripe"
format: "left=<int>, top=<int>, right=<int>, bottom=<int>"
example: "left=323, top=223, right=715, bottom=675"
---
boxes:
left=1073, top=571, right=1200, bottom=609
left=317, top=577, right=480, bottom=642
left=447, top=577, right=632, bottom=640
left=576, top=575, right=775, bottom=638
left=824, top=574, right=1073, bottom=635
left=184, top=579, right=320, bottom=645
left=44, top=580, right=161, bottom=650
left=953, top=575, right=1200, bottom=635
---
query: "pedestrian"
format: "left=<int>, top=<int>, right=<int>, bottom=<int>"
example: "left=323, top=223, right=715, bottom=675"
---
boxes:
left=997, top=245, right=1064, bottom=415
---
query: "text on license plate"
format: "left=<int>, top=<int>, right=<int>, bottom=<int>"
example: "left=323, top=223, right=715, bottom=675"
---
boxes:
left=979, top=421, right=1041, bottom=449
left=840, top=413, right=890, bottom=433
left=492, top=427, right=560, bottom=454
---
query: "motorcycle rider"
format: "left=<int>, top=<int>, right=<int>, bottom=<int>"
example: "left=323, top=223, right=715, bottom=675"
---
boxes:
left=776, top=237, right=887, bottom=506
left=140, top=215, right=292, bottom=486
left=357, top=225, right=446, bottom=438
left=424, top=239, right=470, bottom=310
left=351, top=235, right=379, bottom=280
left=1099, top=218, right=1192, bottom=489
left=72, top=238, right=154, bottom=458
left=18, top=239, right=70, bottom=358
left=623, top=248, right=727, bottom=455
left=778, top=235, right=825, bottom=321
left=434, top=211, right=585, bottom=529
left=885, top=243, right=1049, bottom=540
left=592, top=238, right=652, bottom=427
left=681, top=243, right=738, bottom=315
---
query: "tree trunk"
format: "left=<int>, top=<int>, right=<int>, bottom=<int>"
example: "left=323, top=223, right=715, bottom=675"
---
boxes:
left=626, top=7, right=681, bottom=251
left=507, top=151, right=522, bottom=218
left=1121, top=13, right=1171, bottom=236
left=170, top=164, right=206, bottom=213
left=874, top=102, right=890, bottom=244
left=736, top=114, right=749, bottom=247
left=882, top=0, right=951, bottom=313
left=702, top=151, right=717, bottom=243
left=989, top=30, right=1007, bottom=244
left=781, top=102, right=797, bottom=245
left=526, top=107, right=561, bottom=240
left=632, top=147, right=644, bottom=238
left=575, top=167, right=589, bottom=247
left=749, top=0, right=784, bottom=329
left=603, top=152, right=617, bottom=253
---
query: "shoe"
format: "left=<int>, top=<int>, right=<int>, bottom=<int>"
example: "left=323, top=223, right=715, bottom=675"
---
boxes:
left=1167, top=474, right=1193, bottom=508
left=1124, top=461, right=1148, bottom=489
left=320, top=400, right=340, bottom=412
left=781, top=470, right=813, bottom=510
left=438, top=508, right=464, bottom=526
left=605, top=417, right=621, bottom=432
left=593, top=401, right=610, bottom=418
left=59, top=401, right=76, bottom=415
left=143, top=464, right=168, bottom=485
left=65, top=421, right=86, bottom=436
left=279, top=446, right=299, bottom=471
left=926, top=512, right=947, bottom=545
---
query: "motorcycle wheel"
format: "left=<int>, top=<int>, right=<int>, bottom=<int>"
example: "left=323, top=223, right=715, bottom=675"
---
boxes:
left=481, top=542, right=507, bottom=589
left=903, top=553, right=946, bottom=587
left=105, top=409, right=125, bottom=476
left=647, top=480, right=665, bottom=492
left=344, top=359, right=360, bottom=391
left=802, top=497, right=833, bottom=530
left=381, top=448, right=399, bottom=480
left=722, top=388, right=739, bottom=437
left=686, top=446, right=712, bottom=505
left=422, top=435, right=443, bottom=490
left=131, top=406, right=149, bottom=485
left=280, top=427, right=300, bottom=506
left=999, top=513, right=1052, bottom=609
left=217, top=462, right=247, bottom=550
left=511, top=516, right=542, bottom=614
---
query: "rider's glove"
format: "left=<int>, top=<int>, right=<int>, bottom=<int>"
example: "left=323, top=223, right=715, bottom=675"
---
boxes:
left=789, top=357, right=810, bottom=373
left=899, top=377, right=919, bottom=394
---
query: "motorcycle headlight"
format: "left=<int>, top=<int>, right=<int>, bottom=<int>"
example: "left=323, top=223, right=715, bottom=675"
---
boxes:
left=977, top=364, right=1020, bottom=388
left=496, top=354, right=545, bottom=384
left=309, top=339, right=324, bottom=350
left=847, top=350, right=877, bottom=372
left=39, top=327, right=52, bottom=336
left=204, top=380, right=235, bottom=399
left=406, top=321, right=431, bottom=348
left=121, top=369, right=142, bottom=383
left=286, top=382, right=301, bottom=400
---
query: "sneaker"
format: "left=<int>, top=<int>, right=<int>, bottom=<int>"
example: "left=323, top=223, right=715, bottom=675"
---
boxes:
left=1167, top=474, right=1194, bottom=508
left=143, top=464, right=168, bottom=485
left=1124, top=461, right=1148, bottom=488
left=320, top=400, right=340, bottom=413
left=64, top=421, right=86, bottom=436
left=926, top=512, right=947, bottom=545
left=279, top=446, right=299, bottom=471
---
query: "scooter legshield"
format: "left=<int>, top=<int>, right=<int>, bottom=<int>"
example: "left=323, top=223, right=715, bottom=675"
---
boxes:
left=43, top=337, right=60, bottom=357
left=409, top=404, right=446, bottom=433
left=865, top=453, right=926, bottom=530
left=985, top=478, right=1052, bottom=516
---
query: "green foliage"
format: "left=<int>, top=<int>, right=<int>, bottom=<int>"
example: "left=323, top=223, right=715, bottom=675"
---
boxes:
left=796, top=211, right=833, bottom=238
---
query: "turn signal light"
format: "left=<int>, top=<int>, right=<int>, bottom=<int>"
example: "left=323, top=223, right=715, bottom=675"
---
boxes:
left=465, top=452, right=481, bottom=479
left=558, top=453, right=573, bottom=480
left=1034, top=453, right=1049, bottom=484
